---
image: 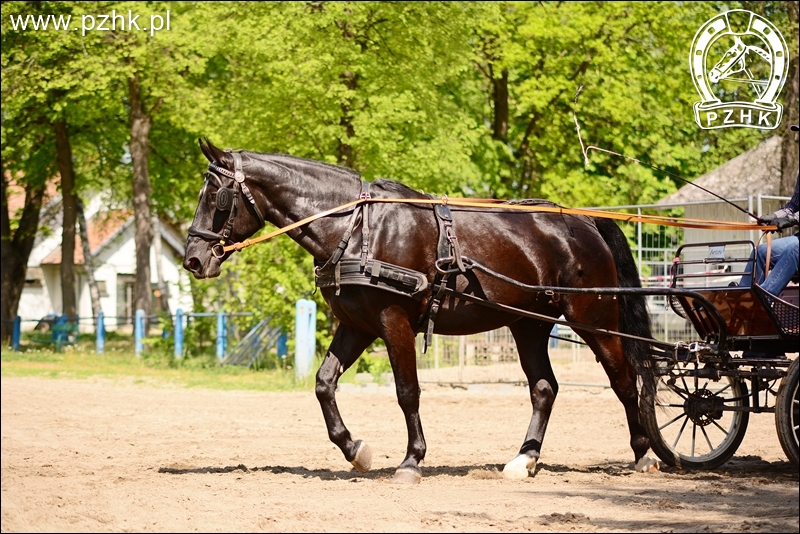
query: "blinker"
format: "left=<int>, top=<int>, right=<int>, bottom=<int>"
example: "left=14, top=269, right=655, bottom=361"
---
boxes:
left=216, top=187, right=234, bottom=211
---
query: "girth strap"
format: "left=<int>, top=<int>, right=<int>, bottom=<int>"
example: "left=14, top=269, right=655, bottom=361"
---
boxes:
left=431, top=198, right=466, bottom=273
left=360, top=182, right=372, bottom=267
left=423, top=195, right=467, bottom=353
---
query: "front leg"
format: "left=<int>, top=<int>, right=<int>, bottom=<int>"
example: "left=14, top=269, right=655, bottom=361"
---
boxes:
left=315, top=324, right=376, bottom=473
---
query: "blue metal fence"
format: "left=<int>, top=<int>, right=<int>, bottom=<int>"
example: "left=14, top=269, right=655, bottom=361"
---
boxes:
left=8, top=302, right=313, bottom=368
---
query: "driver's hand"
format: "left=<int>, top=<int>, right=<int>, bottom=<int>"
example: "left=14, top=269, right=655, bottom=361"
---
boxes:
left=774, top=216, right=799, bottom=230
left=758, top=213, right=777, bottom=225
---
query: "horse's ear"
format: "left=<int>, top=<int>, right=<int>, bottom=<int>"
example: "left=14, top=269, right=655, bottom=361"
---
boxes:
left=198, top=137, right=229, bottom=165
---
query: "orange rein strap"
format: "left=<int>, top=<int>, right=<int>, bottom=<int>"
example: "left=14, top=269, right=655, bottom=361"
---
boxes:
left=221, top=197, right=778, bottom=254
left=764, top=232, right=773, bottom=282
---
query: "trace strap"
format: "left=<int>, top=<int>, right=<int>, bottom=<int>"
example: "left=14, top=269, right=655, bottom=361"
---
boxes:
left=213, top=195, right=777, bottom=256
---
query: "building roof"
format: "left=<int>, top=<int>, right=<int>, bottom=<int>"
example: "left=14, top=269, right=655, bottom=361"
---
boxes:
left=40, top=209, right=133, bottom=265
left=4, top=174, right=59, bottom=214
left=39, top=209, right=187, bottom=266
left=657, top=136, right=782, bottom=205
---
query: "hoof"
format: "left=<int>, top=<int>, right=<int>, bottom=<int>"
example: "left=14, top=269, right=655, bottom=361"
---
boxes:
left=350, top=440, right=372, bottom=473
left=391, top=467, right=421, bottom=485
left=503, top=454, right=537, bottom=479
left=635, top=453, right=659, bottom=473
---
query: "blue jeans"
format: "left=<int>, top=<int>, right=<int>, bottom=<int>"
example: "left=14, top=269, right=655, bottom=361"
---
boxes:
left=739, top=235, right=799, bottom=295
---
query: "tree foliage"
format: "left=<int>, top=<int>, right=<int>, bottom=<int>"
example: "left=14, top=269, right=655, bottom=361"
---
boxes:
left=3, top=1, right=797, bottom=351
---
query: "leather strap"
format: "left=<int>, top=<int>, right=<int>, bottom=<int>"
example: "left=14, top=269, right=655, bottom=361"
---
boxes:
left=231, top=151, right=265, bottom=227
left=316, top=180, right=371, bottom=272
left=360, top=182, right=371, bottom=267
left=221, top=197, right=773, bottom=254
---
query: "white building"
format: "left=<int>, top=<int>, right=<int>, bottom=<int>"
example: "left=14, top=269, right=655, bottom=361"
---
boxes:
left=18, top=192, right=193, bottom=332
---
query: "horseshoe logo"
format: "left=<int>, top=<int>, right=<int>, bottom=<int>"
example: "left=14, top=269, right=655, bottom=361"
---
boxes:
left=689, top=9, right=789, bottom=130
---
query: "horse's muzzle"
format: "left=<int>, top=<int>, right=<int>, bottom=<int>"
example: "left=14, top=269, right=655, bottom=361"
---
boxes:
left=183, top=254, right=221, bottom=279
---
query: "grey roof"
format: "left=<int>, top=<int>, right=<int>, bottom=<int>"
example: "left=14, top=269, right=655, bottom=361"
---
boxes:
left=657, top=136, right=782, bottom=205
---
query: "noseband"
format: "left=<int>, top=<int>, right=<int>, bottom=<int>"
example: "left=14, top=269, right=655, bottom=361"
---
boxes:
left=187, top=150, right=265, bottom=258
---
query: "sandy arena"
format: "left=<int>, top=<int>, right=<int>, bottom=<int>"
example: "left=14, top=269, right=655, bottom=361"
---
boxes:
left=2, top=362, right=798, bottom=532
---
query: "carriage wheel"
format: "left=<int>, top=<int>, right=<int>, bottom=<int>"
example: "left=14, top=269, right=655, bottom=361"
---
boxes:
left=642, top=361, right=749, bottom=470
left=775, top=357, right=799, bottom=467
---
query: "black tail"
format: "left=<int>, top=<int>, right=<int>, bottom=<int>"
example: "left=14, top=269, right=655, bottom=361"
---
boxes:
left=593, top=217, right=656, bottom=408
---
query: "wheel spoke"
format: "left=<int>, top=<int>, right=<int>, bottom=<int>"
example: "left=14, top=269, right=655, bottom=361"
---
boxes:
left=667, top=386, right=689, bottom=401
left=659, top=412, right=687, bottom=431
left=672, top=415, right=690, bottom=449
left=712, top=383, right=731, bottom=396
left=700, top=425, right=714, bottom=452
left=710, top=418, right=730, bottom=436
left=680, top=375, right=690, bottom=395
left=691, top=422, right=697, bottom=456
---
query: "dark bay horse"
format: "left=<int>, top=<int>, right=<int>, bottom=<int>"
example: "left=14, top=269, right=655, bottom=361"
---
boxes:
left=184, top=139, right=659, bottom=484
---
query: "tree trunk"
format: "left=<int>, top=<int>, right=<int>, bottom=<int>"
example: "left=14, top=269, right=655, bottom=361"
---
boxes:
left=151, top=214, right=171, bottom=316
left=128, top=74, right=154, bottom=332
left=54, top=119, right=78, bottom=321
left=780, top=1, right=799, bottom=196
left=77, top=198, right=101, bottom=325
left=1, top=176, right=45, bottom=344
left=492, top=68, right=509, bottom=142
left=337, top=71, right=359, bottom=169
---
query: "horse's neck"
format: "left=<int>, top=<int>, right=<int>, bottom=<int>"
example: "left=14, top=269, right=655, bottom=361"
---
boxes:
left=255, top=158, right=363, bottom=260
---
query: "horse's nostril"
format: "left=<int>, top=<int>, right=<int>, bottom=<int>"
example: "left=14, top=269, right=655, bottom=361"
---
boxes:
left=185, top=257, right=201, bottom=272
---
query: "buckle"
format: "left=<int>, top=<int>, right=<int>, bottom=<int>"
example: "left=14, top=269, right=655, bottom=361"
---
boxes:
left=359, top=191, right=371, bottom=200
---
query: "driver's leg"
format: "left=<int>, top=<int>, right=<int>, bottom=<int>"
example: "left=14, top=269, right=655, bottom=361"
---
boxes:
left=761, top=236, right=799, bottom=296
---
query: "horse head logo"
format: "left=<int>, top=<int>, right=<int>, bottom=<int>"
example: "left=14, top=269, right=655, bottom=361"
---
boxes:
left=690, top=10, right=789, bottom=130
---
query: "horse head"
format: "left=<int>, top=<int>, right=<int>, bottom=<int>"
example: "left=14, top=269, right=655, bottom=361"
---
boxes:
left=183, top=138, right=266, bottom=279
left=708, top=36, right=746, bottom=83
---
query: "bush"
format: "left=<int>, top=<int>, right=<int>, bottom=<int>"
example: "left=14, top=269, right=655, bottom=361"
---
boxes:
left=356, top=352, right=392, bottom=379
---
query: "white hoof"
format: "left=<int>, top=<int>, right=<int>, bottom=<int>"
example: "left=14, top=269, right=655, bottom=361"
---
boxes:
left=502, top=454, right=537, bottom=479
left=350, top=440, right=372, bottom=473
left=635, top=453, right=659, bottom=473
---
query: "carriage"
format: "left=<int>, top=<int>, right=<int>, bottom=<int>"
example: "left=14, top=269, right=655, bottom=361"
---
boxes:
left=184, top=139, right=798, bottom=483
left=641, top=240, right=798, bottom=469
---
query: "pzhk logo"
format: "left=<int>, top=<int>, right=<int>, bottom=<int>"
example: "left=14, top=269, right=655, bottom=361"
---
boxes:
left=690, top=9, right=789, bottom=130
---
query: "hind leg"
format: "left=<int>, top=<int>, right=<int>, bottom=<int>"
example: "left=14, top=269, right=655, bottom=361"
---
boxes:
left=503, top=319, right=558, bottom=479
left=315, top=323, right=376, bottom=473
left=379, top=305, right=426, bottom=485
left=579, top=330, right=658, bottom=472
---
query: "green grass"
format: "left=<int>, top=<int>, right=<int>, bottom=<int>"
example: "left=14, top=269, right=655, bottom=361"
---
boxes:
left=3, top=331, right=396, bottom=391
left=2, top=336, right=322, bottom=392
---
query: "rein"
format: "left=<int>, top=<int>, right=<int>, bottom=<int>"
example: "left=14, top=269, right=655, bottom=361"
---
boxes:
left=215, top=195, right=777, bottom=255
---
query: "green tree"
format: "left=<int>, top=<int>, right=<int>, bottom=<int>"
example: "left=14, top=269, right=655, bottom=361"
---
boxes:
left=2, top=1, right=113, bottom=333
left=469, top=1, right=797, bottom=206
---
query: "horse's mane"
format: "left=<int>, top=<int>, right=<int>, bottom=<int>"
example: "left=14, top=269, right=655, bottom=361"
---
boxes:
left=243, top=151, right=425, bottom=198
left=244, top=151, right=362, bottom=179
left=371, top=178, right=427, bottom=199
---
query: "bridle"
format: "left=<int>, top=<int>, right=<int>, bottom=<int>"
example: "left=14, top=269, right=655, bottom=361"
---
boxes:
left=187, top=150, right=265, bottom=258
